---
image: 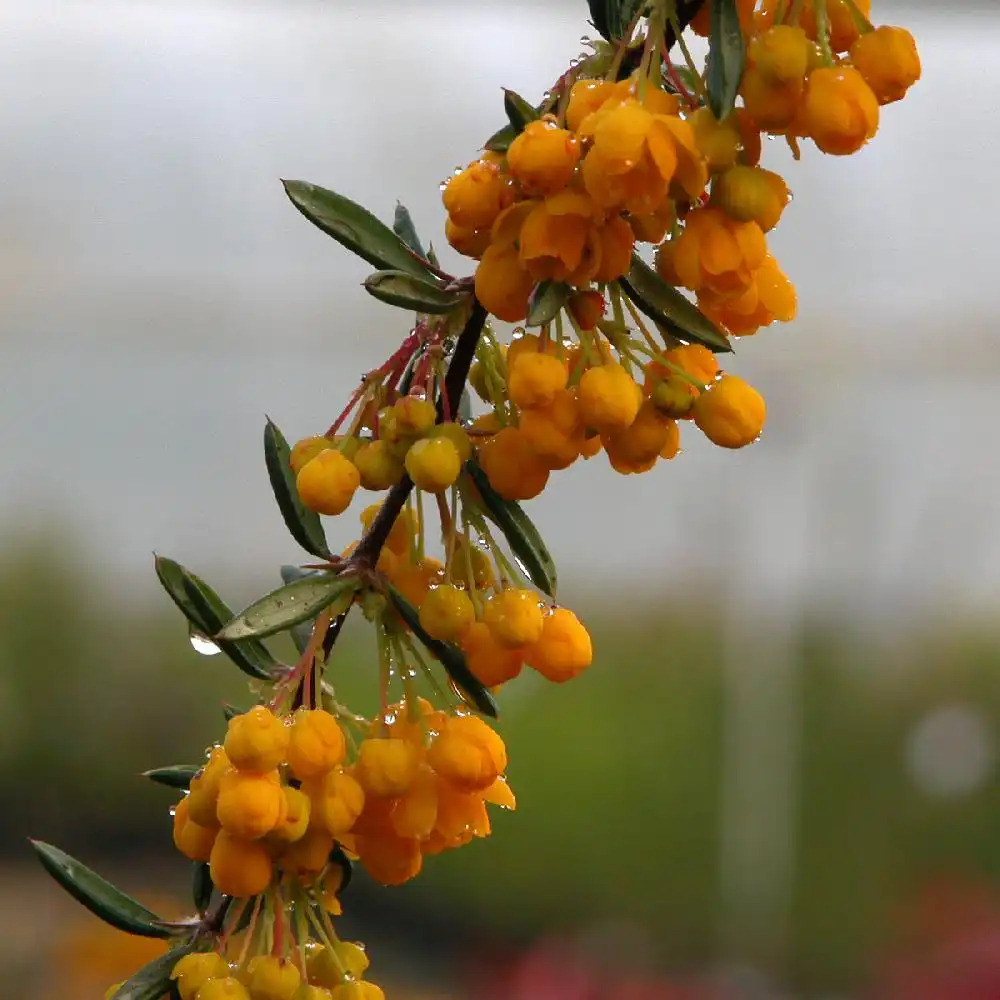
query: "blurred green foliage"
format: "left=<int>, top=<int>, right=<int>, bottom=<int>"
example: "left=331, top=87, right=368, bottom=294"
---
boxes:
left=4, top=534, right=1000, bottom=994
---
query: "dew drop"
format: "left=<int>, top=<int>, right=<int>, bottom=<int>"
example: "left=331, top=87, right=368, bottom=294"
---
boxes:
left=189, top=626, right=221, bottom=656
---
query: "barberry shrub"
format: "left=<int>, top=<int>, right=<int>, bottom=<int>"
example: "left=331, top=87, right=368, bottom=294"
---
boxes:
left=30, top=0, right=919, bottom=997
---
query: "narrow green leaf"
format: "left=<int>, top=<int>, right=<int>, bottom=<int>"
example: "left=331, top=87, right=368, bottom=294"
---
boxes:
left=192, top=862, right=213, bottom=915
left=393, top=202, right=427, bottom=259
left=386, top=586, right=498, bottom=718
left=364, top=270, right=467, bottom=315
left=281, top=565, right=323, bottom=654
left=328, top=842, right=354, bottom=895
left=464, top=460, right=558, bottom=598
left=282, top=180, right=432, bottom=279
left=30, top=841, right=175, bottom=939
left=503, top=88, right=540, bottom=134
left=526, top=281, right=572, bottom=327
left=619, top=255, right=732, bottom=353
left=218, top=574, right=358, bottom=642
left=588, top=0, right=613, bottom=39
left=706, top=0, right=746, bottom=120
left=842, top=0, right=874, bottom=32
left=111, top=943, right=199, bottom=1000
left=588, top=0, right=645, bottom=41
left=222, top=703, right=246, bottom=722
left=484, top=121, right=516, bottom=153
left=264, top=420, right=332, bottom=560
left=154, top=556, right=277, bottom=681
left=143, top=764, right=199, bottom=790
left=397, top=346, right=423, bottom=396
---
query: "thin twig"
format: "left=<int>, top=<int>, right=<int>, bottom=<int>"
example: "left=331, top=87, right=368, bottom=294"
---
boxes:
left=351, top=299, right=487, bottom=571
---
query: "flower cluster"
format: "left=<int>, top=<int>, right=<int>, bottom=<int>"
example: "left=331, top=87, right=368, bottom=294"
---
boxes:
left=32, top=3, right=921, bottom=1000
left=160, top=697, right=513, bottom=999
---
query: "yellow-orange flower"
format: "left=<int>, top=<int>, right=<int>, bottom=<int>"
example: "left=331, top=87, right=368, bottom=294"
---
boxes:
left=850, top=26, right=921, bottom=105
left=699, top=254, right=797, bottom=336
left=803, top=66, right=879, bottom=155
left=506, top=119, right=581, bottom=196
left=670, top=207, right=767, bottom=299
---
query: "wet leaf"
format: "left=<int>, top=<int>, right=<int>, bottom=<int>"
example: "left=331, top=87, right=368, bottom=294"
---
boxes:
left=706, top=0, right=746, bottom=120
left=526, top=281, right=572, bottom=327
left=588, top=0, right=645, bottom=41
left=619, top=255, right=732, bottom=353
left=328, top=842, right=354, bottom=895
left=464, top=460, right=558, bottom=598
left=280, top=565, right=323, bottom=654
left=143, top=764, right=200, bottom=790
left=282, top=180, right=432, bottom=278
left=30, top=841, right=176, bottom=939
left=503, top=88, right=540, bottom=134
left=386, top=586, right=498, bottom=718
left=484, top=121, right=517, bottom=153
left=264, top=419, right=332, bottom=560
left=393, top=202, right=427, bottom=259
left=218, top=574, right=358, bottom=642
left=364, top=270, right=467, bottom=315
left=110, top=943, right=199, bottom=1000
left=154, top=556, right=278, bottom=680
left=192, top=862, right=213, bottom=916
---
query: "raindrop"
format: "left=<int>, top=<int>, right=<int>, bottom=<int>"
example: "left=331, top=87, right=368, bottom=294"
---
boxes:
left=188, top=626, right=221, bottom=656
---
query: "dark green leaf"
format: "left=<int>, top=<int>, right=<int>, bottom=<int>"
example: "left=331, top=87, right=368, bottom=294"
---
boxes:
left=30, top=841, right=175, bottom=939
left=588, top=0, right=613, bottom=39
left=110, top=943, right=199, bottom=1000
left=154, top=556, right=278, bottom=681
left=706, top=0, right=745, bottom=120
left=503, top=88, right=540, bottom=135
left=386, top=586, right=498, bottom=718
left=484, top=121, right=517, bottom=153
left=464, top=460, right=558, bottom=598
left=619, top=254, right=732, bottom=353
left=328, top=842, right=354, bottom=895
left=842, top=0, right=874, bottom=32
left=264, top=420, right=332, bottom=560
left=222, top=703, right=245, bottom=722
left=218, top=574, right=358, bottom=641
left=143, top=765, right=200, bottom=790
left=397, top=346, right=424, bottom=396
left=526, top=281, right=572, bottom=327
left=589, top=0, right=646, bottom=41
left=282, top=180, right=432, bottom=278
left=364, top=270, right=467, bottom=315
left=192, top=862, right=212, bottom=915
left=281, top=565, right=323, bottom=654
left=393, top=202, right=427, bottom=260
